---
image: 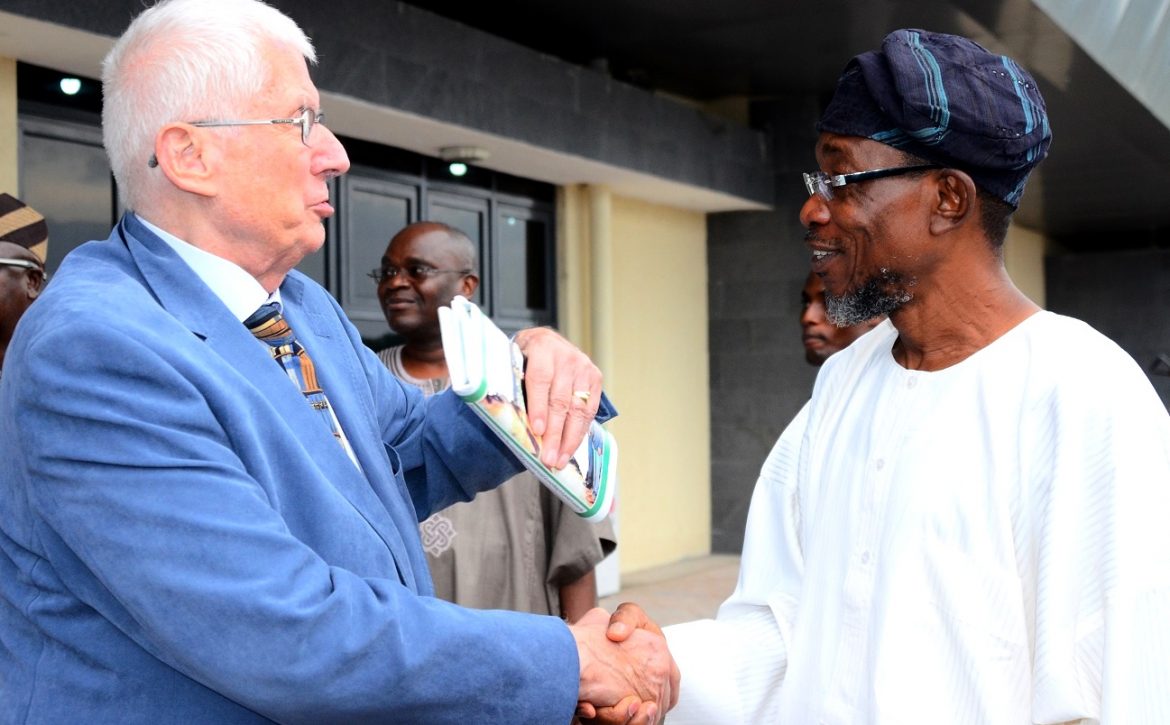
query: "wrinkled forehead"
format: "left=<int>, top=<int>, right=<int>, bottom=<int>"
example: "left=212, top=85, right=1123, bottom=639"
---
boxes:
left=815, top=132, right=906, bottom=170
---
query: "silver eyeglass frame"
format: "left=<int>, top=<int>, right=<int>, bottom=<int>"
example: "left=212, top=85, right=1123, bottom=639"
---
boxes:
left=803, top=163, right=941, bottom=201
left=148, top=107, right=324, bottom=167
left=190, top=106, right=324, bottom=146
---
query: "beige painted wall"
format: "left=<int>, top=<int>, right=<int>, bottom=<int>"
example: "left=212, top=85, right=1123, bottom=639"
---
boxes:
left=609, top=194, right=711, bottom=571
left=1004, top=223, right=1047, bottom=308
left=0, top=57, right=18, bottom=193
left=558, top=186, right=712, bottom=574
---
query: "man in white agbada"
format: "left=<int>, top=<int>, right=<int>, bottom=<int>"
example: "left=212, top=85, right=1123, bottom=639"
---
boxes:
left=591, top=29, right=1170, bottom=725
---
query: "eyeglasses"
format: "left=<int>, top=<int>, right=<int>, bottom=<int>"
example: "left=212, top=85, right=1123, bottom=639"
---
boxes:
left=0, top=258, right=44, bottom=274
left=190, top=106, right=324, bottom=146
left=149, top=107, right=326, bottom=168
left=0, top=257, right=47, bottom=283
left=803, top=164, right=940, bottom=201
left=367, top=264, right=472, bottom=284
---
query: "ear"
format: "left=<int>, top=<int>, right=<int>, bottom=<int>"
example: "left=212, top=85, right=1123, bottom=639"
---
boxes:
left=461, top=273, right=480, bottom=298
left=24, top=268, right=45, bottom=300
left=928, top=169, right=976, bottom=235
left=153, top=124, right=219, bottom=198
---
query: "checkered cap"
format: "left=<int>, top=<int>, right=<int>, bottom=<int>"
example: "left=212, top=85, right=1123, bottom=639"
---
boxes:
left=0, top=193, right=48, bottom=262
left=818, top=29, right=1052, bottom=208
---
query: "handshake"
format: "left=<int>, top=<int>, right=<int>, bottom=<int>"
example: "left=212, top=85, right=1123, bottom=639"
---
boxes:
left=571, top=603, right=677, bottom=725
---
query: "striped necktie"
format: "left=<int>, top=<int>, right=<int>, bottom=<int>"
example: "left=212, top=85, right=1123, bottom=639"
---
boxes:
left=244, top=302, right=359, bottom=468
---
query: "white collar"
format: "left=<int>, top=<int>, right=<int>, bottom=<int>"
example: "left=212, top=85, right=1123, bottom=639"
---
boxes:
left=136, top=214, right=280, bottom=321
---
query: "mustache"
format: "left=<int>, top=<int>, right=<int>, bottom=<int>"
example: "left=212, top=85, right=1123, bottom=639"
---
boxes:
left=804, top=229, right=842, bottom=247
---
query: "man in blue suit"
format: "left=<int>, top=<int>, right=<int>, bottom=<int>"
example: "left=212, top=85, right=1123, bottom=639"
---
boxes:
left=0, top=0, right=677, bottom=723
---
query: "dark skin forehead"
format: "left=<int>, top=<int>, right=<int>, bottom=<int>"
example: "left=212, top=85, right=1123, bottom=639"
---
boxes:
left=801, top=270, right=823, bottom=300
left=0, top=241, right=41, bottom=265
left=384, top=222, right=475, bottom=269
left=815, top=132, right=906, bottom=173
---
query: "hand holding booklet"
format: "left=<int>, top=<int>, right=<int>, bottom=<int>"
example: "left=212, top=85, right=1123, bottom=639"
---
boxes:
left=438, top=296, right=617, bottom=522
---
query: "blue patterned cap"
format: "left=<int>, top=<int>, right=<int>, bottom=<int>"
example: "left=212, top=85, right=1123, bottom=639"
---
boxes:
left=817, top=29, right=1051, bottom=208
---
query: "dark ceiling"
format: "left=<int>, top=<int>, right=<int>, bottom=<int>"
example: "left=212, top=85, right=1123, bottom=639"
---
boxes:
left=402, top=0, right=1170, bottom=250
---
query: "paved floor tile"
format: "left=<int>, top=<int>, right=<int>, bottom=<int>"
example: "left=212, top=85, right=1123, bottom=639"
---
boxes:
left=599, top=554, right=740, bottom=626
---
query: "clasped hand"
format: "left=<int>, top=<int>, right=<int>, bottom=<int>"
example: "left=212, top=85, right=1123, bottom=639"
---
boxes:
left=570, top=606, right=679, bottom=725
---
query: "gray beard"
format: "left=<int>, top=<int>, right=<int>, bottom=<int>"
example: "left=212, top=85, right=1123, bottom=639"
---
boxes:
left=825, top=269, right=913, bottom=327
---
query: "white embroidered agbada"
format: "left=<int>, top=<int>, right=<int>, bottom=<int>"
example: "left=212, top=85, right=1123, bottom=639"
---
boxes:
left=666, top=312, right=1170, bottom=725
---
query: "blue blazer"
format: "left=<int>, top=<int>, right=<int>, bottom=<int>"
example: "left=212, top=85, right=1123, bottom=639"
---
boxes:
left=0, top=215, right=581, bottom=724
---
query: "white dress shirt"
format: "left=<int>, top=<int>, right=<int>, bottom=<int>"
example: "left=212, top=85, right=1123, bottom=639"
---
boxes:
left=138, top=215, right=274, bottom=322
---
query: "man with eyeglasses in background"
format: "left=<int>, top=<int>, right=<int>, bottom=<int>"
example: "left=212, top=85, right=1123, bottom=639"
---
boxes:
left=0, top=193, right=48, bottom=381
left=595, top=28, right=1170, bottom=725
left=372, top=220, right=616, bottom=624
left=0, top=1, right=678, bottom=723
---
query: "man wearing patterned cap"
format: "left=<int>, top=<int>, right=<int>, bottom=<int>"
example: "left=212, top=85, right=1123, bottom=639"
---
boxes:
left=600, top=29, right=1170, bottom=724
left=0, top=193, right=48, bottom=376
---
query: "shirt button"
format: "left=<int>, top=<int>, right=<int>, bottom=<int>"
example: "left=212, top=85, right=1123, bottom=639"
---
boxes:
left=861, top=551, right=871, bottom=564
left=907, top=377, right=918, bottom=389
left=875, top=458, right=885, bottom=471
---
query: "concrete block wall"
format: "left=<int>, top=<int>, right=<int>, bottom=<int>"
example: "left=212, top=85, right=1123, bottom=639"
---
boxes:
left=706, top=95, right=822, bottom=552
left=707, top=209, right=818, bottom=552
left=1046, top=248, right=1170, bottom=409
left=297, top=1, right=772, bottom=205
left=0, top=0, right=773, bottom=208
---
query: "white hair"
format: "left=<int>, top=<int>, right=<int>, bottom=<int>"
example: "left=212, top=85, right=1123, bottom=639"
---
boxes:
left=101, top=0, right=316, bottom=211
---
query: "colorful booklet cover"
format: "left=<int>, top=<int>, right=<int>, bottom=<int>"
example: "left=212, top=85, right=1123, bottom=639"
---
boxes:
left=438, top=296, right=616, bottom=523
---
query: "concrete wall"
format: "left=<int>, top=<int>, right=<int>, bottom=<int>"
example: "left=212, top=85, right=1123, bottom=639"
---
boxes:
left=706, top=96, right=821, bottom=553
left=303, top=1, right=771, bottom=206
left=0, top=0, right=772, bottom=209
left=707, top=207, right=814, bottom=552
left=1004, top=224, right=1048, bottom=308
left=1046, top=248, right=1170, bottom=409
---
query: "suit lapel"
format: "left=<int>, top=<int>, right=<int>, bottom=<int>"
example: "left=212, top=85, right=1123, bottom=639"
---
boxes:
left=119, top=216, right=420, bottom=589
left=278, top=278, right=425, bottom=589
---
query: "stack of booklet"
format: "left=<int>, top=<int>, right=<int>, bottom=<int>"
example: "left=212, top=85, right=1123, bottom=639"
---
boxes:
left=438, top=296, right=617, bottom=522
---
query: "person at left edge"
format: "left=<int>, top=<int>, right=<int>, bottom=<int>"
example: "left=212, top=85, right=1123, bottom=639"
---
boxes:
left=0, top=193, right=49, bottom=380
left=0, top=1, right=677, bottom=723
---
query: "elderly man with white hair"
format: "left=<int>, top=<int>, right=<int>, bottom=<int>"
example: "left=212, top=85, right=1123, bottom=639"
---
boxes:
left=0, top=1, right=676, bottom=723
